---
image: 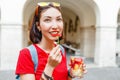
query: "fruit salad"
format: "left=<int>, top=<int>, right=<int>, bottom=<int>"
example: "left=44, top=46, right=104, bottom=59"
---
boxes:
left=69, top=56, right=84, bottom=77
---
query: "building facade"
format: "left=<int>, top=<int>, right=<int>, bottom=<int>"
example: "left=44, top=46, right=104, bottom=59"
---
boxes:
left=0, top=0, right=120, bottom=70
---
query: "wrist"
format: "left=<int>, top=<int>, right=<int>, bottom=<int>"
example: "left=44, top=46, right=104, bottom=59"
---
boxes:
left=41, top=72, right=53, bottom=80
left=43, top=72, right=53, bottom=80
left=68, top=69, right=74, bottom=78
left=44, top=64, right=54, bottom=77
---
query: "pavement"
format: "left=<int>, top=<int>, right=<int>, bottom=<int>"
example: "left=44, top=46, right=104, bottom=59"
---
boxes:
left=0, top=67, right=120, bottom=80
left=0, top=53, right=120, bottom=80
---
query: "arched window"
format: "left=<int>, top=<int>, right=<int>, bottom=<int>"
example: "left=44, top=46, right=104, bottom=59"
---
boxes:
left=117, top=13, right=120, bottom=39
left=117, top=25, right=120, bottom=39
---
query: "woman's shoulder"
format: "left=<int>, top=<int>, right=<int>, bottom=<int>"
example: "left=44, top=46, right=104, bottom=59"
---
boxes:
left=20, top=47, right=29, bottom=52
left=18, top=47, right=34, bottom=62
left=19, top=47, right=31, bottom=57
left=19, top=44, right=38, bottom=56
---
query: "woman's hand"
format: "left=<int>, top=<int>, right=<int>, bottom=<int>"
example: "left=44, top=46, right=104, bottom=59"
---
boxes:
left=47, top=45, right=62, bottom=68
left=79, top=63, right=87, bottom=78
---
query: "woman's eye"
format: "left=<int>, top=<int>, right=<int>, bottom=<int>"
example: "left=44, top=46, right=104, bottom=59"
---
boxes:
left=44, top=19, right=51, bottom=22
left=57, top=18, right=63, bottom=22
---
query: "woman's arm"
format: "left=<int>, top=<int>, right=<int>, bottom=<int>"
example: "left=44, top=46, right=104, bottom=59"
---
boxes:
left=20, top=74, right=35, bottom=80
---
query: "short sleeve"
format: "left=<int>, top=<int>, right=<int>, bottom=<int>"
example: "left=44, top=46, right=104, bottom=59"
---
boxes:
left=15, top=48, right=34, bottom=75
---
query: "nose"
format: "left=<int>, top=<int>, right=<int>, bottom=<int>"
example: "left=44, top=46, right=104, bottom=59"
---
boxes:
left=52, top=20, right=58, bottom=29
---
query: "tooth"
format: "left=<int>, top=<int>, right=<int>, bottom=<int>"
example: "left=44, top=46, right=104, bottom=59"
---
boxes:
left=51, top=32, right=58, bottom=34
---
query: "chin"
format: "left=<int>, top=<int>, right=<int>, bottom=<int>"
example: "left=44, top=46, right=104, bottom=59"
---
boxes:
left=46, top=36, right=57, bottom=41
left=51, top=37, right=58, bottom=41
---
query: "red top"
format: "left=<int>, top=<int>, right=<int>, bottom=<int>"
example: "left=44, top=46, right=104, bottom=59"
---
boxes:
left=15, top=44, right=68, bottom=80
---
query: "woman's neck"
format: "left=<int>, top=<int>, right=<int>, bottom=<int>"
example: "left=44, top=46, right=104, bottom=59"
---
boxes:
left=38, top=38, right=55, bottom=53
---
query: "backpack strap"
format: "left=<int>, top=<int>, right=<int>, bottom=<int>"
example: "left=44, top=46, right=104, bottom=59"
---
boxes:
left=27, top=45, right=38, bottom=72
left=60, top=45, right=65, bottom=54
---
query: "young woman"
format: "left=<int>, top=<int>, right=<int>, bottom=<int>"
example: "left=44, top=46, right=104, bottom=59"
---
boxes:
left=15, top=2, right=86, bottom=80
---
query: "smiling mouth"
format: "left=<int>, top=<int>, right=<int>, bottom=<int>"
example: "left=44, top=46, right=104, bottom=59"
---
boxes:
left=50, top=32, right=61, bottom=37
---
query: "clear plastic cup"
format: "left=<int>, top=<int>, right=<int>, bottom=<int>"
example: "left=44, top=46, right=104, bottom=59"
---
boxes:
left=69, top=56, right=84, bottom=78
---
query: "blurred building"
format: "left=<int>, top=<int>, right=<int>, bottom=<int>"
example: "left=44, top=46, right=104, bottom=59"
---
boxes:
left=0, top=0, right=120, bottom=70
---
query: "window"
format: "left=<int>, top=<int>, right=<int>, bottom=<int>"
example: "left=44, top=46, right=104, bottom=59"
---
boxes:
left=117, top=25, right=120, bottom=39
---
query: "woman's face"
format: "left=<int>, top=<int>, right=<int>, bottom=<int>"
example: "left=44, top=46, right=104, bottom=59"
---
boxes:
left=39, top=7, right=63, bottom=41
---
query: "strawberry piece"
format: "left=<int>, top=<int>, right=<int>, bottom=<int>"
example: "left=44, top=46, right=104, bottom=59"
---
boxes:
left=70, top=57, right=83, bottom=69
left=70, top=57, right=75, bottom=64
left=74, top=58, right=83, bottom=65
left=57, top=34, right=62, bottom=37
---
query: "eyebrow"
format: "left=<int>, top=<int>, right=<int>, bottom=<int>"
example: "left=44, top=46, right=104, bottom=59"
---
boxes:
left=43, top=15, right=62, bottom=18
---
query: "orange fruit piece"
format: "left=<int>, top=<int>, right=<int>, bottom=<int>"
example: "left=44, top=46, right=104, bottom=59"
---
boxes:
left=74, top=64, right=79, bottom=70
